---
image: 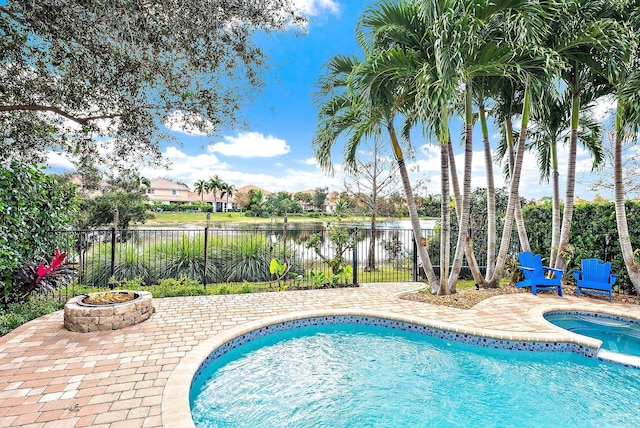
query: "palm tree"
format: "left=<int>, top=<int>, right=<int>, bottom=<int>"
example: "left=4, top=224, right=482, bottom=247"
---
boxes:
left=194, top=179, right=207, bottom=202
left=206, top=175, right=222, bottom=212
left=313, top=37, right=439, bottom=288
left=410, top=0, right=552, bottom=292
left=220, top=182, right=236, bottom=212
left=135, top=175, right=151, bottom=190
left=528, top=90, right=604, bottom=268
left=544, top=0, right=624, bottom=271
left=610, top=2, right=640, bottom=292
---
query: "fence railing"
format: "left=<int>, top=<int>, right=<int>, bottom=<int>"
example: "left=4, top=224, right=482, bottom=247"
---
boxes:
left=49, top=226, right=520, bottom=290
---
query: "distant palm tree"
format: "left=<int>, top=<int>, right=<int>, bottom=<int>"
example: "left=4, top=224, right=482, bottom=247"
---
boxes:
left=194, top=179, right=207, bottom=202
left=206, top=175, right=222, bottom=212
left=220, top=182, right=236, bottom=212
left=136, top=176, right=151, bottom=190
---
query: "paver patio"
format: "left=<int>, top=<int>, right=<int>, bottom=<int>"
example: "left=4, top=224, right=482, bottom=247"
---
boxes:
left=1, top=282, right=639, bottom=427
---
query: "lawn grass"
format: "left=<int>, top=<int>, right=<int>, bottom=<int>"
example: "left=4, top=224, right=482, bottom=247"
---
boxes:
left=139, top=211, right=415, bottom=227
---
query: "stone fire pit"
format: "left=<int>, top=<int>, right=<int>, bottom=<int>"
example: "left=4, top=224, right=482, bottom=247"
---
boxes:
left=64, top=290, right=154, bottom=333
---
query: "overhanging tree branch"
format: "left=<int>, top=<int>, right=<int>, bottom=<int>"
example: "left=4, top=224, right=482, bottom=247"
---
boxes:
left=0, top=105, right=121, bottom=125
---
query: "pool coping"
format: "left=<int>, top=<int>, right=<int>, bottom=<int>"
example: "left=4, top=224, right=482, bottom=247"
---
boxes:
left=161, top=306, right=617, bottom=427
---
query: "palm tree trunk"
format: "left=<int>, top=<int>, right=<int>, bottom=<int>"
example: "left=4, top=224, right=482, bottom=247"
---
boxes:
left=613, top=103, right=640, bottom=292
left=554, top=77, right=579, bottom=272
left=447, top=83, right=474, bottom=293
left=549, top=141, right=561, bottom=267
left=505, top=118, right=531, bottom=252
left=386, top=123, right=438, bottom=287
left=439, top=139, right=451, bottom=292
left=514, top=196, right=531, bottom=251
left=489, top=83, right=531, bottom=286
left=448, top=140, right=484, bottom=286
left=479, top=100, right=497, bottom=280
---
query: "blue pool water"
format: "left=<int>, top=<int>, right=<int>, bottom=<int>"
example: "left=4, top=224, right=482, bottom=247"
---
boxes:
left=190, top=324, right=640, bottom=427
left=545, top=312, right=640, bottom=357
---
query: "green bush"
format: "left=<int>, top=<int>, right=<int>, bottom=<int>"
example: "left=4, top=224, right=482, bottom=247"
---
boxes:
left=220, top=234, right=274, bottom=282
left=523, top=200, right=640, bottom=293
left=0, top=162, right=79, bottom=307
left=0, top=298, right=64, bottom=337
left=149, top=234, right=221, bottom=283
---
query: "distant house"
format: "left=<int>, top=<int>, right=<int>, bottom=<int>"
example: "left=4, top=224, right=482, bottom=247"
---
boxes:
left=324, top=191, right=340, bottom=213
left=294, top=189, right=316, bottom=212
left=235, top=185, right=273, bottom=196
left=68, top=175, right=109, bottom=199
left=188, top=190, right=237, bottom=212
left=147, top=178, right=191, bottom=204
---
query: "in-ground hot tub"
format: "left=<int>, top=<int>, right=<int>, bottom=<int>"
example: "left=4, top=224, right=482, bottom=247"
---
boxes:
left=64, top=290, right=154, bottom=333
left=545, top=311, right=640, bottom=357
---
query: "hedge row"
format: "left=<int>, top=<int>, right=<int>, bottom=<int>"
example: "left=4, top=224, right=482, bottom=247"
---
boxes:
left=523, top=200, right=640, bottom=292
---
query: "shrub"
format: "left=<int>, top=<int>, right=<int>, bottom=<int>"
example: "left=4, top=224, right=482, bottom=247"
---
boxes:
left=84, top=242, right=151, bottom=286
left=0, top=162, right=78, bottom=306
left=10, top=249, right=76, bottom=307
left=220, top=234, right=273, bottom=282
left=0, top=298, right=64, bottom=336
left=151, top=234, right=205, bottom=281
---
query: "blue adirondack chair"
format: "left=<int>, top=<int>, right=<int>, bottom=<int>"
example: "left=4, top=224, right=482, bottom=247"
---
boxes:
left=573, top=259, right=618, bottom=302
left=516, top=252, right=564, bottom=296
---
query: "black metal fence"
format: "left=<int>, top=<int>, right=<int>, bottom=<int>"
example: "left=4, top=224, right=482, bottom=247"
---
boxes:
left=49, top=226, right=521, bottom=290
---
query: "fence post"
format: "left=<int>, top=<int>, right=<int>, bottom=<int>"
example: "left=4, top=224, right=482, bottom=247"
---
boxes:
left=412, top=237, right=418, bottom=282
left=202, top=213, right=211, bottom=289
left=352, top=244, right=358, bottom=286
left=110, top=209, right=118, bottom=283
left=110, top=226, right=116, bottom=278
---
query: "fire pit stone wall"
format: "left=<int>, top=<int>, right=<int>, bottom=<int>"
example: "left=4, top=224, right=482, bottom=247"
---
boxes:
left=64, top=291, right=154, bottom=333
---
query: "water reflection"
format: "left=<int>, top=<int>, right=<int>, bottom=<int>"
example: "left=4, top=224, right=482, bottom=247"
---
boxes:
left=136, top=219, right=437, bottom=231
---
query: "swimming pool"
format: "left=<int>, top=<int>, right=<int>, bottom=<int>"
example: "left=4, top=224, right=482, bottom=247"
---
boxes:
left=190, top=319, right=640, bottom=427
left=545, top=311, right=640, bottom=357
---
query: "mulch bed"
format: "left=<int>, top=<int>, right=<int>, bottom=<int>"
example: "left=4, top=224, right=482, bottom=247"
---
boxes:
left=401, top=283, right=639, bottom=310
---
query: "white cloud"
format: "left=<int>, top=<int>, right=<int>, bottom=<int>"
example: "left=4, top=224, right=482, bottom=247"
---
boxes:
left=224, top=168, right=341, bottom=192
left=139, top=146, right=230, bottom=188
left=591, top=95, right=616, bottom=122
left=46, top=151, right=76, bottom=171
left=163, top=111, right=215, bottom=136
left=293, top=0, right=340, bottom=16
left=136, top=145, right=339, bottom=192
left=302, top=157, right=318, bottom=165
left=209, top=131, right=290, bottom=158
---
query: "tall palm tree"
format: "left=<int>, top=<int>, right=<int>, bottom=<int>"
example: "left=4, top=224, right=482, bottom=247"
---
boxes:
left=220, top=182, right=236, bottom=212
left=411, top=0, right=552, bottom=291
left=313, top=45, right=439, bottom=288
left=544, top=0, right=624, bottom=271
left=528, top=90, right=604, bottom=267
left=610, top=1, right=640, bottom=292
left=193, top=179, right=207, bottom=202
left=206, top=175, right=222, bottom=212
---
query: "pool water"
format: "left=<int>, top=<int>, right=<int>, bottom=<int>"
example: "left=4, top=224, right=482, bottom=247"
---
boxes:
left=545, top=312, right=640, bottom=357
left=190, top=324, right=640, bottom=427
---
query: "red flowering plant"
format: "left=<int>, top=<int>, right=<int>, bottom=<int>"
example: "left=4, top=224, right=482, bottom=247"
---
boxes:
left=12, top=249, right=77, bottom=304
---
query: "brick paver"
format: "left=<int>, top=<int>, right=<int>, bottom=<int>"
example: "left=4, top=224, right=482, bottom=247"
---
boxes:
left=1, top=282, right=639, bottom=427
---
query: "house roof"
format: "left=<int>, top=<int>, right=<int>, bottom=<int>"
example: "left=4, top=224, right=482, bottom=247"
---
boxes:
left=236, top=185, right=273, bottom=195
left=188, top=191, right=236, bottom=203
left=150, top=177, right=189, bottom=191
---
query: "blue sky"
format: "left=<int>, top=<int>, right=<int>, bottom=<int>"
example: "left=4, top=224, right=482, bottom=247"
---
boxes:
left=47, top=0, right=620, bottom=200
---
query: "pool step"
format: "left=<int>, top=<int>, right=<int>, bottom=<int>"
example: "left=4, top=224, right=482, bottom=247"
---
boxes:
left=597, top=349, right=640, bottom=369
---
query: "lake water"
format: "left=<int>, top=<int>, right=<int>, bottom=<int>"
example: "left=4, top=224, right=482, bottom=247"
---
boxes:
left=136, top=219, right=437, bottom=231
